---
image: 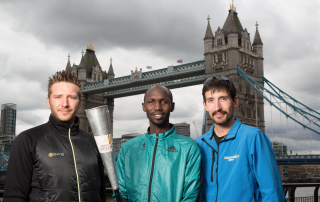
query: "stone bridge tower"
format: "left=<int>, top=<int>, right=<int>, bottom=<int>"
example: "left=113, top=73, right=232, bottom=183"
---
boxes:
left=65, top=41, right=115, bottom=134
left=204, top=2, right=265, bottom=132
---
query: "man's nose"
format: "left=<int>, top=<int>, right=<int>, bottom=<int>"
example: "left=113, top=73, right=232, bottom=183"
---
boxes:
left=154, top=101, right=162, bottom=111
left=213, top=100, right=222, bottom=111
left=61, top=97, right=69, bottom=107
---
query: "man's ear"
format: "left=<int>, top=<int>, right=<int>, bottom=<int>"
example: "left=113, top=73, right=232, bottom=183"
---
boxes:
left=203, top=101, right=208, bottom=112
left=170, top=102, right=175, bottom=112
left=46, top=97, right=51, bottom=109
left=233, top=96, right=239, bottom=108
left=142, top=103, right=146, bottom=112
left=78, top=98, right=82, bottom=109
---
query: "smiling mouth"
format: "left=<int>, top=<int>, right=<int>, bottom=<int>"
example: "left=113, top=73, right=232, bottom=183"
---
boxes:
left=154, top=114, right=164, bottom=119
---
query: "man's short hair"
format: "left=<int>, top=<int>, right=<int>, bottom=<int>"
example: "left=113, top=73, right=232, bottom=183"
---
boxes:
left=144, top=85, right=173, bottom=103
left=48, top=70, right=81, bottom=98
left=202, top=76, right=237, bottom=102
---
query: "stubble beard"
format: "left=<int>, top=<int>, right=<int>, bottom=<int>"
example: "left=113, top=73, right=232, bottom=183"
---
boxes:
left=51, top=107, right=78, bottom=124
left=211, top=108, right=234, bottom=126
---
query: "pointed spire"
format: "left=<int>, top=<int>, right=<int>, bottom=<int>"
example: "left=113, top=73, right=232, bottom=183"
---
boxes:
left=230, top=0, right=236, bottom=12
left=204, top=15, right=214, bottom=40
left=227, top=10, right=238, bottom=34
left=87, top=40, right=94, bottom=51
left=79, top=53, right=86, bottom=69
left=253, top=22, right=263, bottom=45
left=108, top=57, right=115, bottom=78
left=66, top=53, right=72, bottom=71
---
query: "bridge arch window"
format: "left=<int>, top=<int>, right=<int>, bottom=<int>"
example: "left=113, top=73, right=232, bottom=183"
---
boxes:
left=218, top=54, right=222, bottom=63
left=247, top=107, right=252, bottom=119
left=217, top=38, right=223, bottom=46
left=246, top=83, right=250, bottom=94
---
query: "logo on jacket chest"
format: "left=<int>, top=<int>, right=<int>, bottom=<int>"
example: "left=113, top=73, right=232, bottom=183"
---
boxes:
left=224, top=154, right=239, bottom=161
left=166, top=145, right=178, bottom=153
left=48, top=153, right=65, bottom=157
left=140, top=143, right=146, bottom=150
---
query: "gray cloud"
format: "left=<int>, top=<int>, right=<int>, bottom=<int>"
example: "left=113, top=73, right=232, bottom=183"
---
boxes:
left=0, top=0, right=318, bottom=146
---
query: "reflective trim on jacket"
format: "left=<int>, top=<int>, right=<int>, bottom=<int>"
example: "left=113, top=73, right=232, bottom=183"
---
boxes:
left=195, top=118, right=285, bottom=202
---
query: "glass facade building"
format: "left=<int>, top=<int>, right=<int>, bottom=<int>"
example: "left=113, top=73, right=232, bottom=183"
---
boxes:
left=1, top=103, right=17, bottom=135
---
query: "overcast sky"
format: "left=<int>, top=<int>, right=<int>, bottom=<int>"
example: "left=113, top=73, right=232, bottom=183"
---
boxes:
left=0, top=0, right=319, bottom=154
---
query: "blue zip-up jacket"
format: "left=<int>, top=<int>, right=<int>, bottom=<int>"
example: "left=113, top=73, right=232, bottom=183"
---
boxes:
left=195, top=118, right=284, bottom=202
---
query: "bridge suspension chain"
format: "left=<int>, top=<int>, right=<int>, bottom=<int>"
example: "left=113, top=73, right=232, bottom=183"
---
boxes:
left=237, top=66, right=320, bottom=135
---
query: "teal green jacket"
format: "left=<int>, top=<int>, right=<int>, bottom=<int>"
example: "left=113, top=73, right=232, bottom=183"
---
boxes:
left=116, top=126, right=201, bottom=202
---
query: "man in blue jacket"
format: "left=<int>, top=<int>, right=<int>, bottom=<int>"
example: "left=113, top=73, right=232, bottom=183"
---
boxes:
left=195, top=76, right=284, bottom=202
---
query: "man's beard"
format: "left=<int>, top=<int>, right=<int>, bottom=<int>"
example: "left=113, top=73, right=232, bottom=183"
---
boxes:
left=51, top=108, right=78, bottom=124
left=211, top=109, right=233, bottom=125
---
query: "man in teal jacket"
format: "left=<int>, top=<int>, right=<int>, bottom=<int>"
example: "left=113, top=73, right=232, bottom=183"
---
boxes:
left=116, top=85, right=201, bottom=201
left=195, top=76, right=284, bottom=201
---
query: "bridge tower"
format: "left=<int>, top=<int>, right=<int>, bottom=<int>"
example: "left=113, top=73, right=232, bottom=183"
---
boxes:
left=204, top=3, right=265, bottom=132
left=65, top=41, right=115, bottom=134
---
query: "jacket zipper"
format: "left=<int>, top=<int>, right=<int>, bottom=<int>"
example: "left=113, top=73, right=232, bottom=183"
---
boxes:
left=216, top=143, right=220, bottom=202
left=148, top=134, right=159, bottom=202
left=68, top=125, right=81, bottom=202
left=201, top=138, right=219, bottom=202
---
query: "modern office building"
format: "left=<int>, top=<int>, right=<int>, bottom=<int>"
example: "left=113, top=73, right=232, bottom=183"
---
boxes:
left=1, top=103, right=17, bottom=135
left=174, top=122, right=190, bottom=137
left=113, top=138, right=121, bottom=158
left=272, top=141, right=288, bottom=156
left=120, top=133, right=142, bottom=147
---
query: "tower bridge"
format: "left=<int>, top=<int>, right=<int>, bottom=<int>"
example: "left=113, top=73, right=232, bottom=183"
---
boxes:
left=67, top=5, right=266, bottom=135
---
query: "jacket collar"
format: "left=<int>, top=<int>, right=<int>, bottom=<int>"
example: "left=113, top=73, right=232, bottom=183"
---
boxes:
left=146, top=124, right=176, bottom=141
left=48, top=114, right=80, bottom=136
left=204, top=118, right=241, bottom=146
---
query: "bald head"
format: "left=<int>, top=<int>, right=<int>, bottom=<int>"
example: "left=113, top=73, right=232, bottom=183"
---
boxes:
left=144, top=85, right=173, bottom=103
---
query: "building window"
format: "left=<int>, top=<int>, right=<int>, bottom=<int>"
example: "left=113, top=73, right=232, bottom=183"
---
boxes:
left=224, top=53, right=227, bottom=61
left=247, top=108, right=252, bottom=119
left=246, top=83, right=250, bottom=94
left=218, top=54, right=222, bottom=63
left=217, top=39, right=223, bottom=46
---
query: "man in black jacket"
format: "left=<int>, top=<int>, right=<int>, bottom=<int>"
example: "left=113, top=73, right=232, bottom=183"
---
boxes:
left=4, top=70, right=106, bottom=202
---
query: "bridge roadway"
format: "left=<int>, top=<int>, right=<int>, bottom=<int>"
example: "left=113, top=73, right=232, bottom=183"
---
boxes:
left=82, top=60, right=205, bottom=98
left=276, top=155, right=320, bottom=165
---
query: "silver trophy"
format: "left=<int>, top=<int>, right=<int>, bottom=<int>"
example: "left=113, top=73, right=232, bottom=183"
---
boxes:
left=85, top=105, right=122, bottom=201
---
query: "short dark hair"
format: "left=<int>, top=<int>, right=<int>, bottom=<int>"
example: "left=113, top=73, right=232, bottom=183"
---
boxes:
left=48, top=70, right=81, bottom=98
left=202, top=77, right=237, bottom=102
left=144, top=85, right=173, bottom=103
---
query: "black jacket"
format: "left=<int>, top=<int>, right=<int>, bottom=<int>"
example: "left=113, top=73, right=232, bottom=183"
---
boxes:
left=4, top=115, right=106, bottom=202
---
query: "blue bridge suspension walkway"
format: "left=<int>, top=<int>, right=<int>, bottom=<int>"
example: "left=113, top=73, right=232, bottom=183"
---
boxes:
left=82, top=60, right=205, bottom=98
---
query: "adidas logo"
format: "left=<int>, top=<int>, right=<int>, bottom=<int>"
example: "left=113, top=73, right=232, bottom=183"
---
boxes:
left=140, top=143, right=146, bottom=150
left=166, top=145, right=178, bottom=153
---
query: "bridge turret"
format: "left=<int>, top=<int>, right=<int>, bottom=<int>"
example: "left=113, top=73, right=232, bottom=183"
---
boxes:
left=226, top=10, right=240, bottom=49
left=252, top=22, right=263, bottom=58
left=204, top=15, right=214, bottom=53
left=78, top=53, right=87, bottom=82
left=66, top=53, right=72, bottom=71
left=108, top=57, right=115, bottom=79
